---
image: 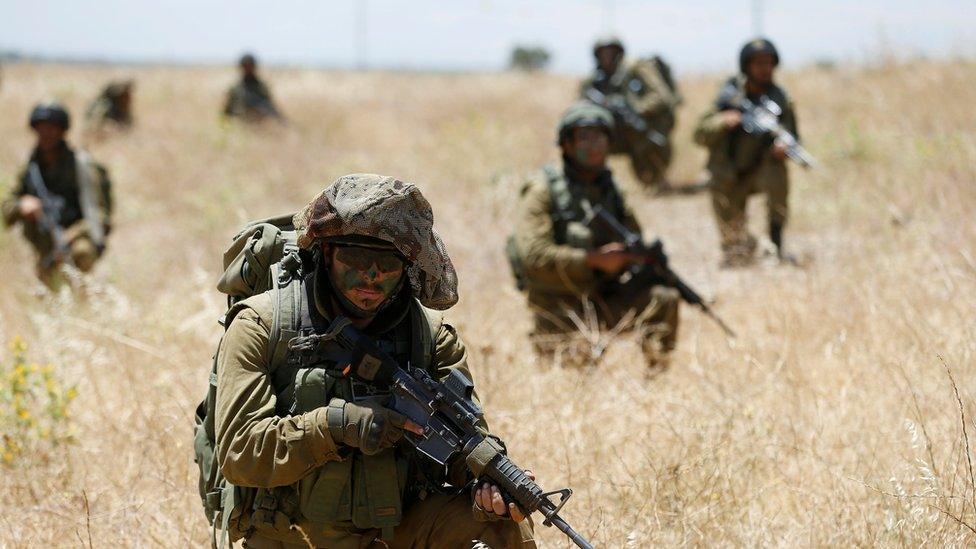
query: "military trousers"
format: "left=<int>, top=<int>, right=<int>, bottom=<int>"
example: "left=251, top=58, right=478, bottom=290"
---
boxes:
left=241, top=491, right=536, bottom=549
left=528, top=281, right=680, bottom=364
left=710, top=156, right=789, bottom=261
left=21, top=219, right=103, bottom=285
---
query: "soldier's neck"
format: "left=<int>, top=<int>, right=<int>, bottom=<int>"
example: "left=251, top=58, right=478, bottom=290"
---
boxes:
left=38, top=141, right=67, bottom=168
left=745, top=79, right=769, bottom=96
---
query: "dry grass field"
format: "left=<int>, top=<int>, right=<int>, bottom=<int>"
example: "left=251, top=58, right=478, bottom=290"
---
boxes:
left=0, top=58, right=974, bottom=547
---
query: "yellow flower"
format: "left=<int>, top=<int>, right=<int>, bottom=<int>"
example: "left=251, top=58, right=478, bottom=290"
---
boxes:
left=65, top=387, right=78, bottom=401
left=2, top=451, right=13, bottom=464
left=17, top=409, right=30, bottom=421
left=8, top=336, right=27, bottom=354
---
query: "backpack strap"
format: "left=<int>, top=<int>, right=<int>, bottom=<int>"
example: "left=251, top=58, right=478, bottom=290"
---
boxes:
left=269, top=244, right=303, bottom=368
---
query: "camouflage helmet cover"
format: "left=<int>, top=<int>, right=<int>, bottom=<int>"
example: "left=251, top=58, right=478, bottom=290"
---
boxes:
left=293, top=174, right=459, bottom=310
left=592, top=34, right=625, bottom=56
left=29, top=101, right=71, bottom=130
left=557, top=100, right=614, bottom=143
left=739, top=37, right=780, bottom=73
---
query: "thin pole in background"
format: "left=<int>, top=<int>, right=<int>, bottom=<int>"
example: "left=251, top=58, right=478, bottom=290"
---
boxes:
left=356, top=0, right=368, bottom=70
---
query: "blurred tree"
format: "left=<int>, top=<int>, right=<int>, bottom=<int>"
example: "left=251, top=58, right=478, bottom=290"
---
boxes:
left=509, top=45, right=551, bottom=72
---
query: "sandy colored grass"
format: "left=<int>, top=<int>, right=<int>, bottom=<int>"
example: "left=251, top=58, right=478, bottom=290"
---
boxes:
left=1, top=59, right=975, bottom=547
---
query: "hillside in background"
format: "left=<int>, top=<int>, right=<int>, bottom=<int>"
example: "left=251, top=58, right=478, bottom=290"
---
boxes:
left=0, top=60, right=974, bottom=546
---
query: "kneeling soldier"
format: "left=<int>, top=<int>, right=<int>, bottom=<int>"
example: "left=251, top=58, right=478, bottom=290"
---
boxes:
left=214, top=175, right=535, bottom=548
left=2, top=102, right=112, bottom=286
left=508, top=102, right=680, bottom=366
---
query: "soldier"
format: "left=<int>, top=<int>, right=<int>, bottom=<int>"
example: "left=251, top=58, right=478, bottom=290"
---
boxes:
left=86, top=79, right=134, bottom=130
left=1, top=102, right=112, bottom=286
left=213, top=175, right=535, bottom=548
left=508, top=102, right=680, bottom=366
left=694, top=38, right=799, bottom=267
left=579, top=35, right=681, bottom=191
left=223, top=52, right=283, bottom=122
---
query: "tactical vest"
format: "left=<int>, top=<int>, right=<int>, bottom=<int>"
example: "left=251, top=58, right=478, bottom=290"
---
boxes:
left=195, top=217, right=442, bottom=547
left=506, top=164, right=628, bottom=292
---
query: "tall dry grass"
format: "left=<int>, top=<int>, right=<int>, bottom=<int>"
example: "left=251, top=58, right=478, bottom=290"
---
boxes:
left=0, top=59, right=974, bottom=547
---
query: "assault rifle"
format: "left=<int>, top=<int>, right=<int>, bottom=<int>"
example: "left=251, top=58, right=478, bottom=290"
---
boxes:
left=583, top=87, right=667, bottom=147
left=25, top=162, right=71, bottom=270
left=289, top=319, right=594, bottom=549
left=588, top=205, right=736, bottom=338
left=739, top=96, right=816, bottom=169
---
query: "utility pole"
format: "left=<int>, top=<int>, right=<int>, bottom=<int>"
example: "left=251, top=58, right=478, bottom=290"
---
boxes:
left=752, top=0, right=764, bottom=37
left=356, top=0, right=368, bottom=70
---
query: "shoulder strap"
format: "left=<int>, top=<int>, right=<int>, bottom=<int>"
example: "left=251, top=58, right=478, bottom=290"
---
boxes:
left=410, top=302, right=443, bottom=372
left=542, top=164, right=574, bottom=222
left=269, top=244, right=304, bottom=371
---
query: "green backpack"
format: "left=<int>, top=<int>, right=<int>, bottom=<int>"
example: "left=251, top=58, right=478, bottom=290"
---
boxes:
left=193, top=213, right=302, bottom=547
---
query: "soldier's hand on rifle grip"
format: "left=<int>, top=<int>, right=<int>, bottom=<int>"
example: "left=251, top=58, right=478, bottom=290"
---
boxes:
left=771, top=139, right=789, bottom=160
left=18, top=196, right=43, bottom=221
left=586, top=242, right=641, bottom=274
left=721, top=109, right=742, bottom=129
left=475, top=470, right=535, bottom=522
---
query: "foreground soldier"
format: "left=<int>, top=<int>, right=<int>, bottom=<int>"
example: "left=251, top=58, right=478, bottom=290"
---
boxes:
left=1, top=102, right=112, bottom=286
left=694, top=38, right=799, bottom=267
left=211, top=175, right=535, bottom=548
left=223, top=53, right=283, bottom=122
left=86, top=79, right=134, bottom=130
left=579, top=36, right=680, bottom=191
left=508, top=102, right=679, bottom=366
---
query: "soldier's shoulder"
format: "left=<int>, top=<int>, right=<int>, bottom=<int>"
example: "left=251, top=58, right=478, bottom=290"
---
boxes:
left=520, top=164, right=560, bottom=197
left=769, top=82, right=794, bottom=104
left=228, top=292, right=275, bottom=330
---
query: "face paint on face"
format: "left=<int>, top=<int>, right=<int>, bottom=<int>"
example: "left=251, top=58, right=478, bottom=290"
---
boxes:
left=327, top=244, right=405, bottom=316
left=569, top=126, right=610, bottom=169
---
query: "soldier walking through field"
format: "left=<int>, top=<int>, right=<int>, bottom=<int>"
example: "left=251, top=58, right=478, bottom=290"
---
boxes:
left=694, top=38, right=800, bottom=267
left=580, top=36, right=681, bottom=192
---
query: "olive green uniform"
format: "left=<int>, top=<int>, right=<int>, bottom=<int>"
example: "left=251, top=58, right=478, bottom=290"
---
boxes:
left=512, top=161, right=679, bottom=359
left=224, top=76, right=281, bottom=121
left=215, top=277, right=535, bottom=548
left=1, top=142, right=112, bottom=282
left=580, top=57, right=680, bottom=188
left=694, top=75, right=798, bottom=262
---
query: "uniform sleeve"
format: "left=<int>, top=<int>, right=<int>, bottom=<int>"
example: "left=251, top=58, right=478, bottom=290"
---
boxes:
left=97, top=165, right=113, bottom=223
left=513, top=176, right=594, bottom=287
left=693, top=105, right=728, bottom=147
left=215, top=302, right=340, bottom=488
left=2, top=168, right=29, bottom=227
left=223, top=86, right=238, bottom=116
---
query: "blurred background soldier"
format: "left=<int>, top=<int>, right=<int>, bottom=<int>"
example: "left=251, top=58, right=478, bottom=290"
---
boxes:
left=507, top=102, right=680, bottom=367
left=86, top=79, right=134, bottom=130
left=1, top=102, right=113, bottom=286
left=694, top=38, right=799, bottom=267
left=579, top=35, right=681, bottom=192
left=223, top=52, right=283, bottom=122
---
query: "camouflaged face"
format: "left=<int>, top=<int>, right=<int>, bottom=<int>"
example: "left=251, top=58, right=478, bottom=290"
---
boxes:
left=294, top=174, right=459, bottom=310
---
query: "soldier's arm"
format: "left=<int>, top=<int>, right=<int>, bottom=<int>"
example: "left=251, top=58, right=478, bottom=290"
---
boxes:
left=513, top=177, right=595, bottom=286
left=781, top=98, right=799, bottom=142
left=97, top=165, right=113, bottom=231
left=693, top=105, right=729, bottom=147
left=215, top=303, right=340, bottom=488
left=1, top=169, right=29, bottom=227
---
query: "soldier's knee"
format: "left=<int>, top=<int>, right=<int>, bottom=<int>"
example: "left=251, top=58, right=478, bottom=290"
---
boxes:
left=651, top=286, right=681, bottom=307
left=70, top=238, right=98, bottom=272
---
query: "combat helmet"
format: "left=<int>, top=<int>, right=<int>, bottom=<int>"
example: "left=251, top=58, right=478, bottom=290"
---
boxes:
left=592, top=34, right=625, bottom=57
left=739, top=38, right=780, bottom=73
left=557, top=101, right=614, bottom=144
left=293, top=173, right=459, bottom=310
left=29, top=101, right=70, bottom=130
left=239, top=52, right=257, bottom=67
